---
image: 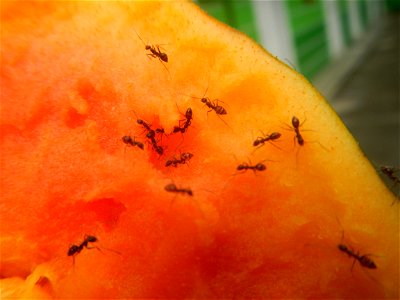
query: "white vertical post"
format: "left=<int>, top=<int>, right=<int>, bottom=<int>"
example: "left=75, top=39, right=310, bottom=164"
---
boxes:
left=322, top=0, right=346, bottom=59
left=252, top=0, right=298, bottom=68
left=366, top=0, right=384, bottom=24
left=347, top=0, right=363, bottom=40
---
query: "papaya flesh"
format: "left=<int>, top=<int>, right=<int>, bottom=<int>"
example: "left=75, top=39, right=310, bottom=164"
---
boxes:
left=0, top=1, right=398, bottom=298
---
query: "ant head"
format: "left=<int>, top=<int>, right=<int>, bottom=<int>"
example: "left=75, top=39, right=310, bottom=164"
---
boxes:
left=256, top=163, right=266, bottom=171
left=201, top=98, right=207, bottom=103
left=165, top=160, right=172, bottom=167
left=146, top=131, right=154, bottom=138
left=187, top=190, right=193, bottom=196
left=253, top=140, right=261, bottom=147
left=146, top=131, right=155, bottom=139
left=67, top=245, right=79, bottom=256
left=338, top=244, right=347, bottom=252
left=292, top=116, right=300, bottom=128
left=137, top=119, right=144, bottom=125
left=145, top=45, right=151, bottom=50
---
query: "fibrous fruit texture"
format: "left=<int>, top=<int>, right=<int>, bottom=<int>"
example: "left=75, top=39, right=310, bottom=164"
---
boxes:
left=0, top=1, right=398, bottom=299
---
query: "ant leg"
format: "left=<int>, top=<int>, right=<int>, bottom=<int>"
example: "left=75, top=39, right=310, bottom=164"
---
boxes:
left=280, top=121, right=293, bottom=132
left=158, top=59, right=171, bottom=76
left=350, top=257, right=357, bottom=272
left=169, top=195, right=178, bottom=208
left=300, top=115, right=307, bottom=127
left=217, top=115, right=230, bottom=127
left=87, top=246, right=104, bottom=254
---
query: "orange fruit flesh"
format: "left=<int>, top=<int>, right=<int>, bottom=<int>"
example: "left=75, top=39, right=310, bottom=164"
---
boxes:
left=1, top=1, right=398, bottom=298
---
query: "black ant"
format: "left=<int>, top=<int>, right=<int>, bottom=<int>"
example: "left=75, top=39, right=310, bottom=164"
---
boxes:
left=133, top=29, right=169, bottom=73
left=380, top=166, right=400, bottom=185
left=186, top=82, right=230, bottom=127
left=132, top=112, right=164, bottom=155
left=146, top=44, right=168, bottom=63
left=201, top=97, right=227, bottom=116
left=136, top=117, right=152, bottom=132
left=199, top=95, right=231, bottom=128
left=68, top=235, right=121, bottom=265
left=338, top=244, right=377, bottom=270
left=155, top=127, right=166, bottom=135
left=133, top=29, right=168, bottom=62
left=253, top=132, right=282, bottom=148
left=282, top=115, right=329, bottom=155
left=335, top=217, right=377, bottom=271
left=290, top=116, right=304, bottom=146
left=164, top=183, right=193, bottom=196
left=153, top=144, right=164, bottom=156
left=173, top=107, right=193, bottom=134
left=380, top=166, right=400, bottom=202
left=165, top=152, right=193, bottom=167
left=68, top=235, right=101, bottom=264
left=145, top=129, right=164, bottom=155
left=147, top=133, right=163, bottom=155
left=122, top=135, right=144, bottom=150
left=237, top=161, right=267, bottom=173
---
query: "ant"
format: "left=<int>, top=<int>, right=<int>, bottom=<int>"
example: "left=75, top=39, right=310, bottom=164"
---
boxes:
left=68, top=235, right=121, bottom=265
left=144, top=129, right=164, bottom=155
left=155, top=127, right=166, bottom=135
left=253, top=132, right=282, bottom=148
left=146, top=44, right=168, bottom=63
left=165, top=152, right=193, bottom=167
left=153, top=144, right=164, bottom=156
left=164, top=183, right=193, bottom=196
left=134, top=29, right=168, bottom=62
left=380, top=166, right=400, bottom=202
left=173, top=107, right=193, bottom=134
left=133, top=29, right=169, bottom=72
left=136, top=117, right=152, bottom=133
left=335, top=218, right=377, bottom=271
left=201, top=97, right=227, bottom=116
left=68, top=235, right=101, bottom=263
left=282, top=115, right=329, bottom=155
left=290, top=116, right=304, bottom=146
left=186, top=82, right=230, bottom=127
left=337, top=244, right=377, bottom=270
left=147, top=133, right=163, bottom=155
left=122, top=135, right=144, bottom=150
left=237, top=161, right=267, bottom=174
left=380, top=166, right=400, bottom=185
left=132, top=112, right=165, bottom=155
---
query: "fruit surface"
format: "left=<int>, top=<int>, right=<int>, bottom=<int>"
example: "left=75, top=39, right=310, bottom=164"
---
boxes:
left=1, top=1, right=398, bottom=298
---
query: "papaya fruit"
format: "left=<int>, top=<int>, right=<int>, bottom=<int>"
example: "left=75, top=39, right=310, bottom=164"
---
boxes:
left=1, top=1, right=398, bottom=298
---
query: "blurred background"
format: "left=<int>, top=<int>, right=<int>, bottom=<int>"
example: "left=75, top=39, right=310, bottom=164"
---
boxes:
left=196, top=0, right=399, bottom=189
